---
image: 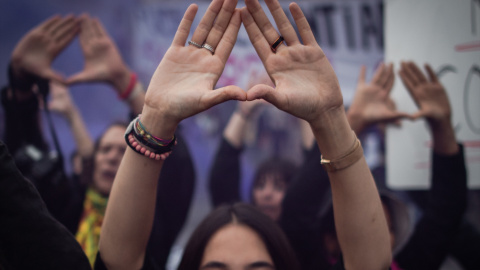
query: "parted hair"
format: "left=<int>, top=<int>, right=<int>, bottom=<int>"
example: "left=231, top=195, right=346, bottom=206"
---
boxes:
left=178, top=202, right=300, bottom=270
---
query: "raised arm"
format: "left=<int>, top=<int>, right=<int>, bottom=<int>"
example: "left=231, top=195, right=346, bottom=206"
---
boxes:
left=395, top=62, right=466, bottom=269
left=241, top=0, right=391, bottom=269
left=67, top=15, right=145, bottom=115
left=48, top=81, right=94, bottom=158
left=98, top=1, right=245, bottom=269
left=347, top=63, right=410, bottom=136
left=3, top=15, right=79, bottom=153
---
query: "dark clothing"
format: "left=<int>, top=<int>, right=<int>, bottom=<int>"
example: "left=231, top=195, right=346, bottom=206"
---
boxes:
left=281, top=143, right=468, bottom=270
left=1, top=85, right=195, bottom=269
left=279, top=145, right=332, bottom=269
left=395, top=145, right=468, bottom=269
left=209, top=138, right=243, bottom=207
left=0, top=140, right=91, bottom=270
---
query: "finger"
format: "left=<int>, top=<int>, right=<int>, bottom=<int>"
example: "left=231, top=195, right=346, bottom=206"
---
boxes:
left=424, top=64, right=439, bottom=83
left=408, top=61, right=427, bottom=84
left=54, top=18, right=80, bottom=47
left=40, top=15, right=62, bottom=32
left=56, top=28, right=79, bottom=53
left=203, top=85, right=247, bottom=108
left=215, top=10, right=242, bottom=63
left=246, top=84, right=280, bottom=106
left=49, top=15, right=76, bottom=37
left=204, top=0, right=238, bottom=49
left=264, top=0, right=299, bottom=45
left=377, top=63, right=391, bottom=87
left=93, top=18, right=106, bottom=37
left=289, top=3, right=316, bottom=45
left=371, top=62, right=385, bottom=85
left=383, top=111, right=412, bottom=123
left=66, top=71, right=94, bottom=84
left=172, top=4, right=198, bottom=47
left=399, top=62, right=417, bottom=87
left=190, top=0, right=223, bottom=45
left=241, top=7, right=271, bottom=63
left=79, top=16, right=94, bottom=47
left=357, top=65, right=366, bottom=85
left=411, top=110, right=425, bottom=120
left=383, top=63, right=395, bottom=92
left=245, top=0, right=283, bottom=48
left=398, top=69, right=415, bottom=92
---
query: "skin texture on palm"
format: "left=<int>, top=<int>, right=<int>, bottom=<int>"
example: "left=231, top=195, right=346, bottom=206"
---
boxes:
left=11, top=15, right=80, bottom=83
left=347, top=63, right=411, bottom=135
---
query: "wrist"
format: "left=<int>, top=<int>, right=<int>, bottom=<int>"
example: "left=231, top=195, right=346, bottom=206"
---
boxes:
left=346, top=109, right=366, bottom=135
left=428, top=118, right=458, bottom=155
left=111, top=66, right=132, bottom=93
left=140, top=106, right=178, bottom=139
left=309, top=106, right=357, bottom=159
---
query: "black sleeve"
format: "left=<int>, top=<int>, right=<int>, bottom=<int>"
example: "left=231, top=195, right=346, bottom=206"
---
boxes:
left=395, top=144, right=467, bottom=269
left=1, top=85, right=48, bottom=153
left=208, top=137, right=243, bottom=207
left=0, top=140, right=91, bottom=270
left=147, top=132, right=196, bottom=269
left=279, top=146, right=332, bottom=269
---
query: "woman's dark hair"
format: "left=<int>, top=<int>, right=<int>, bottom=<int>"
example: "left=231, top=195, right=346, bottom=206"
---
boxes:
left=79, top=121, right=127, bottom=185
left=178, top=203, right=300, bottom=270
left=250, top=157, right=297, bottom=203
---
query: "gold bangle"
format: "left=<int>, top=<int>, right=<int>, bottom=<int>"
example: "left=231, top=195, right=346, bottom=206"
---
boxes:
left=320, top=132, right=363, bottom=172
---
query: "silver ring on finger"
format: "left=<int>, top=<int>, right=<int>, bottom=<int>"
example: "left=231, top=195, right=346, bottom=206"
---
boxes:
left=202, top=43, right=215, bottom=55
left=188, top=40, right=202, bottom=48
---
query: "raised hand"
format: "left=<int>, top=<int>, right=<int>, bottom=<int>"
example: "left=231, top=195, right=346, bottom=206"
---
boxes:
left=399, top=61, right=457, bottom=154
left=347, top=63, right=410, bottom=134
left=241, top=0, right=343, bottom=124
left=399, top=62, right=451, bottom=126
left=11, top=15, right=80, bottom=83
left=67, top=15, right=131, bottom=93
left=48, top=81, right=76, bottom=118
left=141, top=0, right=246, bottom=138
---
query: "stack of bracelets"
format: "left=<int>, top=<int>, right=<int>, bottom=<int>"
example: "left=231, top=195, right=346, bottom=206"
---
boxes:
left=124, top=115, right=177, bottom=161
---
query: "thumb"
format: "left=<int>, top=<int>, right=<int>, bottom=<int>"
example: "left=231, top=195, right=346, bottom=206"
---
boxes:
left=246, top=84, right=278, bottom=105
left=204, top=85, right=246, bottom=108
left=411, top=110, right=425, bottom=121
left=66, top=70, right=94, bottom=85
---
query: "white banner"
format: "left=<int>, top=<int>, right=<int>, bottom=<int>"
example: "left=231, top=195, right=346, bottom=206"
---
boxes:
left=385, top=0, right=480, bottom=189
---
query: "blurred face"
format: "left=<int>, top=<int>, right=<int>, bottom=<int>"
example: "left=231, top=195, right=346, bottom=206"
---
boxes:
left=92, top=125, right=126, bottom=196
left=252, top=174, right=287, bottom=221
left=200, top=223, right=274, bottom=270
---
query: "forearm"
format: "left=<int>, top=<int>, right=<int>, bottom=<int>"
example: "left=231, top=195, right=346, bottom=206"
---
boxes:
left=310, top=107, right=391, bottom=270
left=223, top=111, right=249, bottom=148
left=429, top=119, right=458, bottom=155
left=99, top=149, right=163, bottom=269
left=66, top=106, right=94, bottom=158
left=99, top=110, right=175, bottom=270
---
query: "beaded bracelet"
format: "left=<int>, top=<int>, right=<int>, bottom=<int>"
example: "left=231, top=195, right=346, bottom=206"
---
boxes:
left=124, top=116, right=177, bottom=160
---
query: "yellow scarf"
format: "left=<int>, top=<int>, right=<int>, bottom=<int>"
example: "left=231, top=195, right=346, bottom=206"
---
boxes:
left=75, top=187, right=108, bottom=266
